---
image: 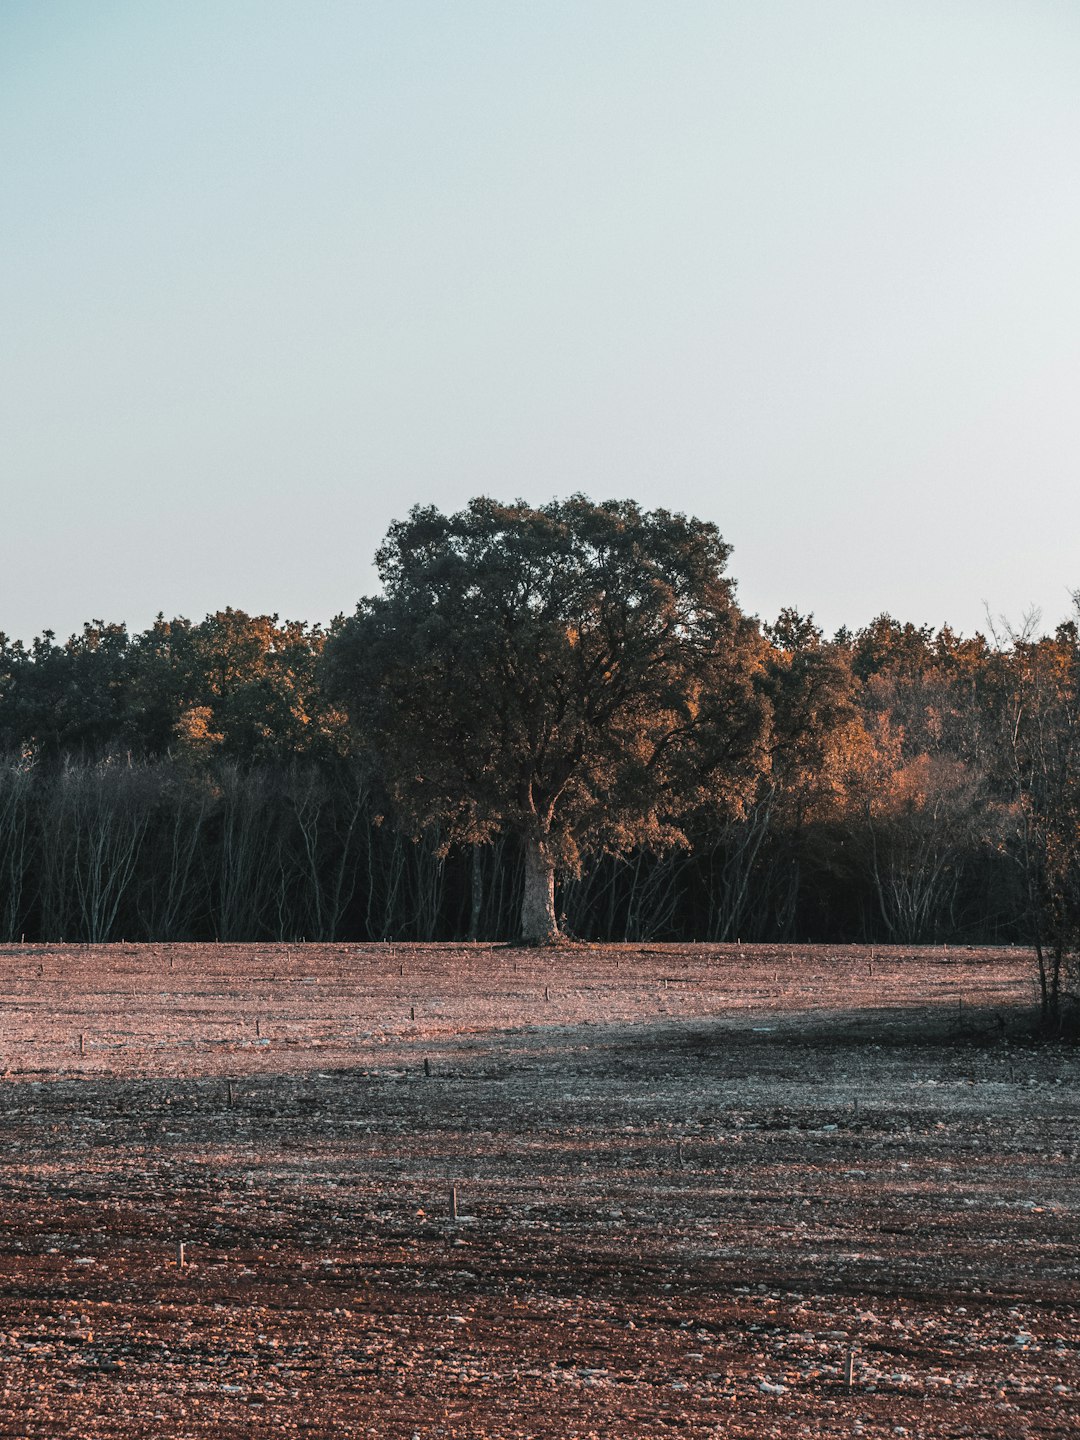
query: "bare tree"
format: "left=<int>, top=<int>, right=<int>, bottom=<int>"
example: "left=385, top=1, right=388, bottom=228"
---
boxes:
left=38, top=760, right=150, bottom=942
left=0, top=756, right=33, bottom=941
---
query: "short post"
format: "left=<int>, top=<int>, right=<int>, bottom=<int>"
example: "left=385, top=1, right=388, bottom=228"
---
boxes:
left=79, top=1033, right=85, bottom=1057
left=227, top=1080, right=235, bottom=1109
left=544, top=985, right=550, bottom=1001
left=450, top=1186, right=458, bottom=1221
left=177, top=1241, right=186, bottom=1268
left=256, top=1018, right=261, bottom=1038
left=410, top=1004, right=415, bottom=1021
left=424, top=1058, right=431, bottom=1077
left=844, top=1350, right=855, bottom=1388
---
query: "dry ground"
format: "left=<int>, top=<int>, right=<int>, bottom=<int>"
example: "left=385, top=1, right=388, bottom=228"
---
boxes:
left=0, top=941, right=1076, bottom=1438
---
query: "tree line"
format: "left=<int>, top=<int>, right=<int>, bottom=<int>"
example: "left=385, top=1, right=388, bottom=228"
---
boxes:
left=1, top=498, right=1077, bottom=1026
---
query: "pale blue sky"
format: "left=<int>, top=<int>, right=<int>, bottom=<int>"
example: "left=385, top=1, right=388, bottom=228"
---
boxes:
left=3, top=1, right=1079, bottom=643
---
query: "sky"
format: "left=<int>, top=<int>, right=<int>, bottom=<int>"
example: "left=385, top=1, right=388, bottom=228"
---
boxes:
left=2, top=0, right=1079, bottom=645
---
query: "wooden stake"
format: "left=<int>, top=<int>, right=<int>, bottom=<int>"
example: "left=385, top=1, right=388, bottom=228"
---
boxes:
left=256, top=1018, right=261, bottom=1038
left=177, top=1241, right=186, bottom=1268
left=544, top=985, right=550, bottom=1001
left=450, top=1186, right=458, bottom=1220
left=844, top=1350, right=855, bottom=1387
left=79, top=1033, right=85, bottom=1057
left=424, top=1058, right=430, bottom=1077
left=410, top=1004, right=415, bottom=1021
left=227, top=1080, right=235, bottom=1109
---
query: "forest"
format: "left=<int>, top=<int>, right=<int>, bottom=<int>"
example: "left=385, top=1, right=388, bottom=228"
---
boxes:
left=1, top=499, right=1077, bottom=1023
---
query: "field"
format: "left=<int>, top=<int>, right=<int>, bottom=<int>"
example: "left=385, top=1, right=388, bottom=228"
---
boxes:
left=0, top=941, right=1076, bottom=1438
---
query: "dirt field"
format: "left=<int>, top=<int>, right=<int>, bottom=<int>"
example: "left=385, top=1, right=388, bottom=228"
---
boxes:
left=0, top=941, right=1076, bottom=1438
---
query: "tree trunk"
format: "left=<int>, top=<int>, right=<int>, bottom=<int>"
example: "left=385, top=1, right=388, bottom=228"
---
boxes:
left=520, top=832, right=558, bottom=944
left=468, top=843, right=483, bottom=941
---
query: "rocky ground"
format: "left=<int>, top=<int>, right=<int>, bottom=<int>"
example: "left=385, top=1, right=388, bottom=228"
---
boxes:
left=0, top=941, right=1076, bottom=1438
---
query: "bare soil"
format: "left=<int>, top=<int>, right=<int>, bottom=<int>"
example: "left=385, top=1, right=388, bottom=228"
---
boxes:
left=0, top=941, right=1076, bottom=1438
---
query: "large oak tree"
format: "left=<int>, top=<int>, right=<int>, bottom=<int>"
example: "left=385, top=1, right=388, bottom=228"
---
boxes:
left=326, top=496, right=770, bottom=943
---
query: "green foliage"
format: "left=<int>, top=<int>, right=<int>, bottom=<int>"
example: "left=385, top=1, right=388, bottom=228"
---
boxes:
left=324, top=497, right=770, bottom=938
left=0, top=611, right=346, bottom=766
